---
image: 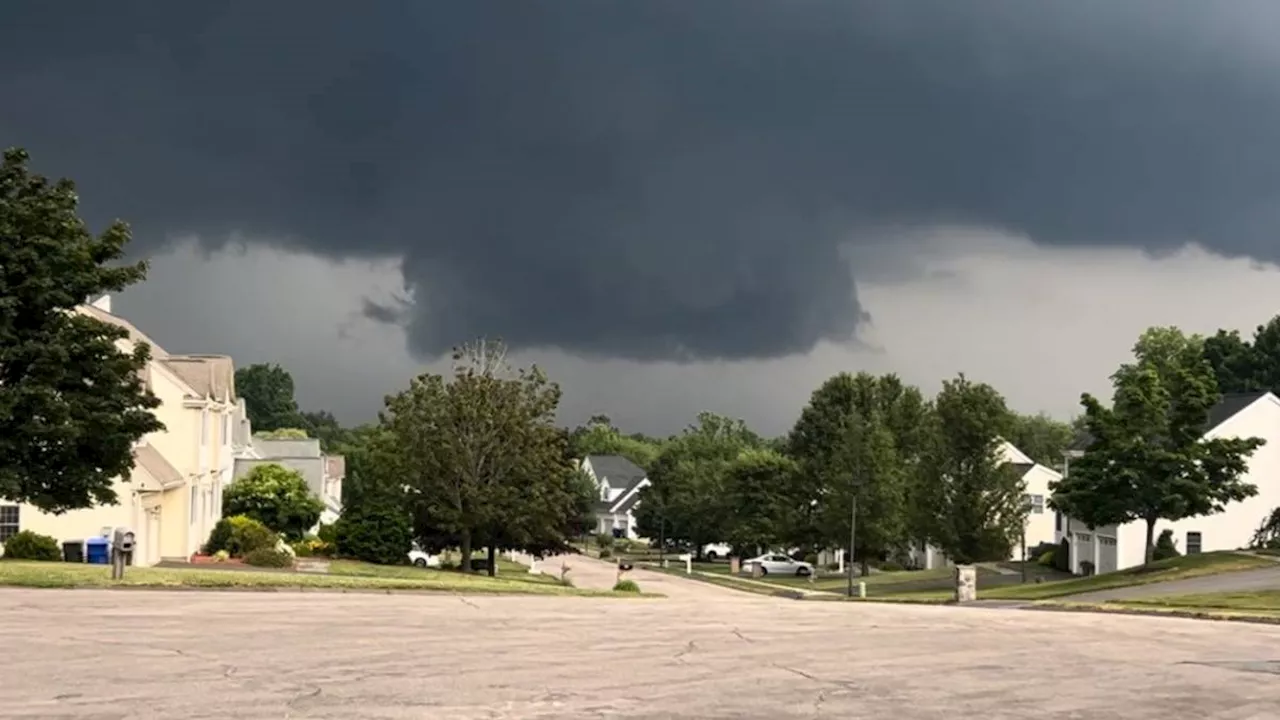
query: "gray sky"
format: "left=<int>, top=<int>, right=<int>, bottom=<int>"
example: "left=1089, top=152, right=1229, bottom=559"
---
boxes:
left=7, top=1, right=1280, bottom=433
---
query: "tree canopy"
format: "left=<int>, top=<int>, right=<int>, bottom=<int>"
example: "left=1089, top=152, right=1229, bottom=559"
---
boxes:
left=1051, top=327, right=1263, bottom=563
left=568, top=415, right=664, bottom=469
left=916, top=374, right=1024, bottom=564
left=0, top=147, right=164, bottom=512
left=235, top=363, right=303, bottom=433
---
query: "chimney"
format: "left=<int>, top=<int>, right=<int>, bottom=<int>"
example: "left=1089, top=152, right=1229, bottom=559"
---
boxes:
left=90, top=294, right=112, bottom=313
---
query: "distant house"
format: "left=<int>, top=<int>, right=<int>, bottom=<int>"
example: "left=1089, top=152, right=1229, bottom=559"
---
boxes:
left=581, top=454, right=650, bottom=540
left=1056, top=391, right=1280, bottom=574
left=233, top=436, right=344, bottom=527
left=907, top=438, right=1061, bottom=570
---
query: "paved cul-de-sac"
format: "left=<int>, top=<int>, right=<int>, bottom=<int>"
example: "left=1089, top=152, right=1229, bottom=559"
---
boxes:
left=3, top=564, right=1279, bottom=720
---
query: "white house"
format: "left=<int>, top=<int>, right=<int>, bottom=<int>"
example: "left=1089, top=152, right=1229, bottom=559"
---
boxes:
left=1056, top=391, right=1280, bottom=575
left=907, top=438, right=1061, bottom=569
left=581, top=454, right=649, bottom=540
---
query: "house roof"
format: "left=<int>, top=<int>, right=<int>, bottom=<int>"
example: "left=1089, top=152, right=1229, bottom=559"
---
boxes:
left=1067, top=391, right=1273, bottom=453
left=76, top=305, right=169, bottom=357
left=162, top=355, right=236, bottom=401
left=585, top=454, right=647, bottom=490
left=1009, top=462, right=1035, bottom=478
left=253, top=437, right=322, bottom=459
left=611, top=486, right=644, bottom=515
left=131, top=444, right=184, bottom=492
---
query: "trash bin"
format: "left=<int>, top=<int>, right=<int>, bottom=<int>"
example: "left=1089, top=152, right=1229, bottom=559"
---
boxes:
left=85, top=537, right=110, bottom=565
left=62, top=540, right=85, bottom=563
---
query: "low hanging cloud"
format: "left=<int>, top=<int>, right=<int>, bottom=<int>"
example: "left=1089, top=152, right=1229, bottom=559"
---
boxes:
left=4, top=1, right=1280, bottom=361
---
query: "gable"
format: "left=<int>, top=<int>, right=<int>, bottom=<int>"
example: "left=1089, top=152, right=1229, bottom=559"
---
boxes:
left=583, top=454, right=646, bottom=491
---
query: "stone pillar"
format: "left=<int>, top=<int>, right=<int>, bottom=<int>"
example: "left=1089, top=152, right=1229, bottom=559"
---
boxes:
left=729, top=556, right=741, bottom=575
left=954, top=564, right=977, bottom=603
left=750, top=561, right=762, bottom=579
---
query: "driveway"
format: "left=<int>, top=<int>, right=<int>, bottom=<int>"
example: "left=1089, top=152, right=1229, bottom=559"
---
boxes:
left=5, top=586, right=1280, bottom=718
left=1063, top=563, right=1280, bottom=603
left=537, top=553, right=744, bottom=600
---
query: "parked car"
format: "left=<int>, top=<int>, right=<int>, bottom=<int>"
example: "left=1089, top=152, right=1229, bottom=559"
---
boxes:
left=702, top=543, right=732, bottom=561
left=408, top=546, right=440, bottom=568
left=741, top=553, right=813, bottom=576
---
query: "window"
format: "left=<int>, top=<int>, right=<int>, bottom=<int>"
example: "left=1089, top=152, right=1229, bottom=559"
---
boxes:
left=1025, top=494, right=1045, bottom=514
left=0, top=505, right=19, bottom=542
left=1076, top=533, right=1092, bottom=542
left=190, top=486, right=198, bottom=524
left=1055, top=511, right=1062, bottom=532
left=1186, top=531, right=1202, bottom=555
left=1099, top=537, right=1117, bottom=547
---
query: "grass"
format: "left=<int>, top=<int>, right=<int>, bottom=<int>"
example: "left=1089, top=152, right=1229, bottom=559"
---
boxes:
left=981, top=551, right=1275, bottom=601
left=1117, top=589, right=1280, bottom=613
left=0, top=560, right=620, bottom=596
left=326, top=557, right=557, bottom=585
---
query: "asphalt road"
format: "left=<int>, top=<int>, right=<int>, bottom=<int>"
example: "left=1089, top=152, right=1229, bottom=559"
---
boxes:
left=4, top=564, right=1280, bottom=719
left=1062, top=563, right=1280, bottom=603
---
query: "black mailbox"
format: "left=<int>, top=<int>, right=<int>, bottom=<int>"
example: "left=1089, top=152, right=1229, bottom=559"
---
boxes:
left=617, top=561, right=634, bottom=572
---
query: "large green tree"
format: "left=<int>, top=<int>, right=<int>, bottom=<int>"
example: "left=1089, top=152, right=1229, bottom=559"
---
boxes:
left=0, top=147, right=164, bottom=512
left=384, top=339, right=571, bottom=574
left=567, top=415, right=664, bottom=469
left=1203, top=316, right=1280, bottom=395
left=787, top=372, right=915, bottom=574
left=1052, top=327, right=1263, bottom=564
left=635, top=412, right=760, bottom=558
left=722, top=448, right=801, bottom=556
left=917, top=374, right=1025, bottom=564
left=1006, top=412, right=1074, bottom=468
left=235, top=363, right=303, bottom=432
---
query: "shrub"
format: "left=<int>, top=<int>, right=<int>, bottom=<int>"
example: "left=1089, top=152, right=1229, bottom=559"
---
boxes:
left=879, top=560, right=904, bottom=572
left=1153, top=529, right=1181, bottom=561
left=1028, top=542, right=1058, bottom=559
left=223, top=463, right=324, bottom=540
left=613, top=579, right=641, bottom=593
left=205, top=515, right=278, bottom=558
left=213, top=550, right=230, bottom=562
left=594, top=533, right=615, bottom=551
left=598, top=548, right=612, bottom=559
left=1, top=530, right=61, bottom=561
left=316, top=522, right=338, bottom=545
left=291, top=537, right=334, bottom=558
left=243, top=547, right=294, bottom=568
left=1053, top=537, right=1071, bottom=573
left=333, top=502, right=412, bottom=565
left=1037, top=550, right=1055, bottom=567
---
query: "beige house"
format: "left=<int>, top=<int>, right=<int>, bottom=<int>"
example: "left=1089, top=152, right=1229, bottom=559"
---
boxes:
left=1, top=295, right=241, bottom=565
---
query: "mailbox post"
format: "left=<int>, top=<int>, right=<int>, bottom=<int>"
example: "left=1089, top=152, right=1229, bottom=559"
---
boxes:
left=110, top=528, right=135, bottom=580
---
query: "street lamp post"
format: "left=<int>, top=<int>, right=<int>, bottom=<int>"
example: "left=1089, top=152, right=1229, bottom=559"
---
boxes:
left=847, top=490, right=857, bottom=597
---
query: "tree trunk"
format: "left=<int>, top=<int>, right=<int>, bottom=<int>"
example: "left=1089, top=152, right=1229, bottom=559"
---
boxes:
left=459, top=528, right=473, bottom=573
left=1143, top=518, right=1156, bottom=565
left=860, top=557, right=870, bottom=577
left=487, top=545, right=496, bottom=577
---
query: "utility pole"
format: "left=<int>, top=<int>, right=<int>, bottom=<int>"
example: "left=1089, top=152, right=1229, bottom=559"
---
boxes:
left=847, top=490, right=857, bottom=597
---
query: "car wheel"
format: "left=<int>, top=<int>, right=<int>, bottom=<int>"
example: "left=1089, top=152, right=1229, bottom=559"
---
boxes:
left=413, top=558, right=428, bottom=568
left=796, top=567, right=811, bottom=577
left=706, top=551, right=718, bottom=561
left=759, top=566, right=769, bottom=576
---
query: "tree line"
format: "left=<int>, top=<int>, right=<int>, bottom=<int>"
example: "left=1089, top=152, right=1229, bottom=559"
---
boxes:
left=2, top=146, right=1275, bottom=572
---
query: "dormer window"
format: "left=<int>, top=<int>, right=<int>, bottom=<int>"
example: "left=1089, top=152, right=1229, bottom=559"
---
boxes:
left=600, top=481, right=609, bottom=501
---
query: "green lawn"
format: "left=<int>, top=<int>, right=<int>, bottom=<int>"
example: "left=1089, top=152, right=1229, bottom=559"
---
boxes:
left=1117, top=589, right=1280, bottom=613
left=982, top=552, right=1275, bottom=601
left=0, top=561, right=620, bottom=596
left=326, top=557, right=557, bottom=584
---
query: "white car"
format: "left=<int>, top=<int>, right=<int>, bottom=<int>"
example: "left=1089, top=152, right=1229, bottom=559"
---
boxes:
left=702, top=543, right=732, bottom=561
left=741, top=553, right=813, bottom=577
left=408, top=547, right=440, bottom=568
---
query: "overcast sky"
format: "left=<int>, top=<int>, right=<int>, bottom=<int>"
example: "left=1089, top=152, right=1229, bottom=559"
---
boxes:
left=7, top=1, right=1280, bottom=435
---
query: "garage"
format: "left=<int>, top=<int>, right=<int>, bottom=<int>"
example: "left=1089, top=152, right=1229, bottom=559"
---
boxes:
left=1097, top=536, right=1118, bottom=574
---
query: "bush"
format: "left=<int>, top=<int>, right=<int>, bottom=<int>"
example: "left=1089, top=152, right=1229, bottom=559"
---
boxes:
left=1153, top=529, right=1181, bottom=561
left=594, top=533, right=615, bottom=551
left=1028, top=542, right=1058, bottom=559
left=205, top=515, right=278, bottom=558
left=613, top=579, right=641, bottom=593
left=223, top=463, right=324, bottom=540
left=1, top=530, right=61, bottom=561
left=291, top=537, right=334, bottom=558
left=243, top=547, right=294, bottom=568
left=316, top=522, right=338, bottom=545
left=598, top=548, right=612, bottom=559
left=333, top=502, right=412, bottom=565
left=1053, top=537, right=1071, bottom=573
left=878, top=560, right=904, bottom=572
left=1037, top=550, right=1055, bottom=567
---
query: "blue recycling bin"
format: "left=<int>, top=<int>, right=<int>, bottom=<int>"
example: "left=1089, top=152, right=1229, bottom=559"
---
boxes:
left=85, top=537, right=110, bottom=565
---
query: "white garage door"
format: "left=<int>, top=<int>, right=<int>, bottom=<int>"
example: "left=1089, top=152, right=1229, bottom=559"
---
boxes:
left=1097, top=536, right=1118, bottom=574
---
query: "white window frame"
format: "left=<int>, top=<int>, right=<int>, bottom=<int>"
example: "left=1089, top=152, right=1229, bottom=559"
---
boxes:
left=1186, top=531, right=1203, bottom=555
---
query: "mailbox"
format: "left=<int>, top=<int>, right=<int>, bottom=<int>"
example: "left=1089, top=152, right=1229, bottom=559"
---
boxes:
left=112, top=527, right=136, bottom=553
left=617, top=560, right=634, bottom=572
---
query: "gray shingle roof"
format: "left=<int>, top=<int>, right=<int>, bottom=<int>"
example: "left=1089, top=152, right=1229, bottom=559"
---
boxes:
left=585, top=454, right=646, bottom=491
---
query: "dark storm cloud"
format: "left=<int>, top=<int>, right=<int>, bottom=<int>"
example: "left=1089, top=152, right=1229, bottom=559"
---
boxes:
left=4, top=1, right=1280, bottom=360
